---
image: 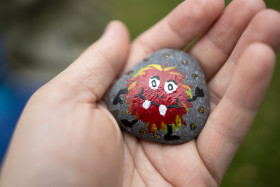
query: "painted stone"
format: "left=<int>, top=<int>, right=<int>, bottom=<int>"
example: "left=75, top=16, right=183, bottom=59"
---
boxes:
left=108, top=48, right=209, bottom=144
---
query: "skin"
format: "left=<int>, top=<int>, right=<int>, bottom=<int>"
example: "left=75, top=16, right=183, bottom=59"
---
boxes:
left=1, top=0, right=280, bottom=186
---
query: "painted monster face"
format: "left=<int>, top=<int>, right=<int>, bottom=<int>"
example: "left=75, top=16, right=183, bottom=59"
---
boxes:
left=126, top=64, right=193, bottom=133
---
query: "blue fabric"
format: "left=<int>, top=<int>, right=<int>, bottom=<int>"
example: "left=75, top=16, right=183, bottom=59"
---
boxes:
left=0, top=81, right=39, bottom=165
left=0, top=83, right=19, bottom=164
left=0, top=36, right=40, bottom=165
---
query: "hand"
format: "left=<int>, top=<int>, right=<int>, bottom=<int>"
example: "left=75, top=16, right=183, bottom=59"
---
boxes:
left=1, top=0, right=280, bottom=186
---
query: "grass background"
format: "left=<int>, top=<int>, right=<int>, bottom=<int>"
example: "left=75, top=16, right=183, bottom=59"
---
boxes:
left=0, top=0, right=279, bottom=186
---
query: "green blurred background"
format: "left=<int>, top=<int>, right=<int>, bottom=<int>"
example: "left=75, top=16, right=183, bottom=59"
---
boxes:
left=0, top=0, right=279, bottom=186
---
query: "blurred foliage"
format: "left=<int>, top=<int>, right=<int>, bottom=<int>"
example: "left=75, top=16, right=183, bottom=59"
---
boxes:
left=0, top=0, right=112, bottom=79
left=0, top=0, right=279, bottom=186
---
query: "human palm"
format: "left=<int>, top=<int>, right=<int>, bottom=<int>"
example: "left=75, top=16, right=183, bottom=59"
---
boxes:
left=1, top=0, right=280, bottom=186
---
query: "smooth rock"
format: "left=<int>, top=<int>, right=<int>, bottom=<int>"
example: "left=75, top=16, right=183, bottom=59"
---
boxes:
left=108, top=48, right=209, bottom=144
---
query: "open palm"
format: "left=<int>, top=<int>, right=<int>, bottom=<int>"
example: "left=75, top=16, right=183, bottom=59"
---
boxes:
left=1, top=0, right=280, bottom=186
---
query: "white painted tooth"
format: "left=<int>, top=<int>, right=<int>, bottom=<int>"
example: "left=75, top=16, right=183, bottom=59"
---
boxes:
left=159, top=105, right=167, bottom=116
left=142, top=100, right=151, bottom=109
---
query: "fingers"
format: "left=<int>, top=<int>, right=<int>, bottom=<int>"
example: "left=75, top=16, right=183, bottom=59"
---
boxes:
left=123, top=0, right=224, bottom=73
left=49, top=21, right=130, bottom=103
left=208, top=9, right=280, bottom=109
left=189, top=0, right=265, bottom=80
left=197, top=43, right=276, bottom=184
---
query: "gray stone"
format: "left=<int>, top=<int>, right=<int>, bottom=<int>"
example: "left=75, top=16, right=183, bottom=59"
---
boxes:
left=108, top=48, right=209, bottom=144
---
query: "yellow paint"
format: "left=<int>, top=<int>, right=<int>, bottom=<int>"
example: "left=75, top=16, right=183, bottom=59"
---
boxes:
left=175, top=115, right=182, bottom=128
left=139, top=128, right=148, bottom=135
left=181, top=102, right=189, bottom=113
left=113, top=110, right=119, bottom=116
left=168, top=71, right=182, bottom=76
left=172, top=123, right=176, bottom=131
left=190, top=123, right=197, bottom=130
left=161, top=122, right=167, bottom=132
left=132, top=64, right=163, bottom=78
left=151, top=124, right=158, bottom=133
left=198, top=107, right=204, bottom=113
left=132, top=64, right=183, bottom=80
left=128, top=81, right=136, bottom=90
left=163, top=66, right=175, bottom=71
left=179, top=83, right=192, bottom=99
left=154, top=134, right=160, bottom=139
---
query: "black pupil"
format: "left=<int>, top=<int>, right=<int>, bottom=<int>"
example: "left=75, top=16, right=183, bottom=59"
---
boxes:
left=152, top=80, right=157, bottom=87
left=168, top=84, right=173, bottom=90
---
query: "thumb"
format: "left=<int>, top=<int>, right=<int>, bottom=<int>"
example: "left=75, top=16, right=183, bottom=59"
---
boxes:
left=50, top=20, right=130, bottom=103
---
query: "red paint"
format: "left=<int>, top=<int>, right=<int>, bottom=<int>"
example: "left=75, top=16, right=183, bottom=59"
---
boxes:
left=126, top=64, right=192, bottom=133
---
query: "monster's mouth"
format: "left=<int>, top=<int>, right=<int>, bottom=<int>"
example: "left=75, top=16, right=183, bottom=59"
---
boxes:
left=135, top=88, right=182, bottom=109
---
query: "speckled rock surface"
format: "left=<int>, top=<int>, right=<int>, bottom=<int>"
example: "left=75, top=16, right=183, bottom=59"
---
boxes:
left=108, top=48, right=209, bottom=144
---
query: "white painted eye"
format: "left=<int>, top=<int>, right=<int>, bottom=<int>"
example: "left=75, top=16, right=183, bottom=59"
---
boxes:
left=149, top=76, right=160, bottom=90
left=164, top=80, right=178, bottom=93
